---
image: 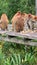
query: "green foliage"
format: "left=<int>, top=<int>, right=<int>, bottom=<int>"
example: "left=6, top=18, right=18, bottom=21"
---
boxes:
left=10, top=54, right=22, bottom=65
left=0, top=0, right=35, bottom=20
left=0, top=48, right=11, bottom=65
left=0, top=41, right=37, bottom=65
left=0, top=0, right=9, bottom=16
left=0, top=0, right=37, bottom=65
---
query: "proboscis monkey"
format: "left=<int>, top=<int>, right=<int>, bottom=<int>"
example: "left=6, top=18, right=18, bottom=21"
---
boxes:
left=11, top=11, right=21, bottom=31
left=20, top=13, right=28, bottom=31
left=14, top=17, right=24, bottom=32
left=1, top=14, right=9, bottom=30
left=32, top=16, right=37, bottom=31
left=26, top=14, right=35, bottom=30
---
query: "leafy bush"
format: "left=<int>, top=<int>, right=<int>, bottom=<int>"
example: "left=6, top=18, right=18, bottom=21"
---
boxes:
left=0, top=0, right=35, bottom=20
left=0, top=41, right=37, bottom=65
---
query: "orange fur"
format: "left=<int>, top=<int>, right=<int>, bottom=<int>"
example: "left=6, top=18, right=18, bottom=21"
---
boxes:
left=34, top=16, right=37, bottom=21
left=11, top=11, right=25, bottom=32
left=11, top=11, right=21, bottom=30
left=1, top=14, right=9, bottom=30
left=21, top=13, right=28, bottom=21
left=15, top=17, right=24, bottom=32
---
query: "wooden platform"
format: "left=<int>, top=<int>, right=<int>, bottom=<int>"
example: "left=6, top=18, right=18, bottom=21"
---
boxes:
left=0, top=24, right=37, bottom=46
left=6, top=31, right=37, bottom=40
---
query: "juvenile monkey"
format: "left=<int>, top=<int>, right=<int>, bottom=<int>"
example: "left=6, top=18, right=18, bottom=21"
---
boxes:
left=1, top=14, right=9, bottom=30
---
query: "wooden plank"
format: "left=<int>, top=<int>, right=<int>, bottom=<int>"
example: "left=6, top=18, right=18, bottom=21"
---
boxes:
left=6, top=31, right=37, bottom=40
left=0, top=24, right=12, bottom=34
left=0, top=36, right=37, bottom=46
left=0, top=31, right=37, bottom=46
left=0, top=30, right=37, bottom=40
left=0, top=30, right=8, bottom=34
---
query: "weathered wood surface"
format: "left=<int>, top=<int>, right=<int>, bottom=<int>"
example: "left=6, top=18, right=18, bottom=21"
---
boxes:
left=0, top=30, right=8, bottom=34
left=0, top=31, right=37, bottom=46
left=6, top=31, right=37, bottom=40
left=0, top=24, right=37, bottom=46
left=0, top=30, right=37, bottom=40
left=0, top=36, right=37, bottom=46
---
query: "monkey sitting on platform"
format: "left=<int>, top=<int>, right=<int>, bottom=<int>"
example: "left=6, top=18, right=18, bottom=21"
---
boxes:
left=1, top=14, right=9, bottom=30
left=11, top=11, right=21, bottom=31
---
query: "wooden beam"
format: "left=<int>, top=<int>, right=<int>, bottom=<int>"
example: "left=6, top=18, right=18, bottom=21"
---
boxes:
left=0, top=24, right=37, bottom=46
left=6, top=31, right=37, bottom=40
left=0, top=36, right=37, bottom=46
